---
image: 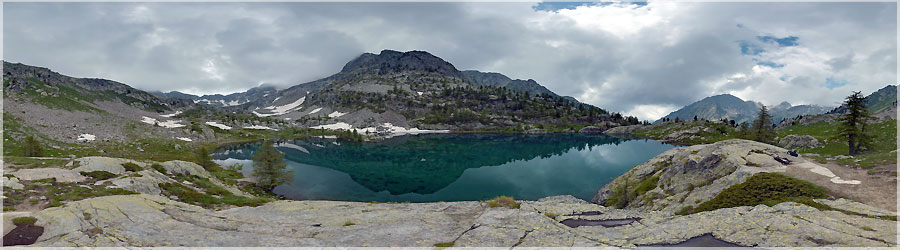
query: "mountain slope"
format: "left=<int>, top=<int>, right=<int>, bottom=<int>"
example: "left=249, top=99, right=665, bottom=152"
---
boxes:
left=828, top=84, right=897, bottom=120
left=2, top=61, right=202, bottom=154
left=237, top=50, right=635, bottom=130
left=660, top=94, right=832, bottom=124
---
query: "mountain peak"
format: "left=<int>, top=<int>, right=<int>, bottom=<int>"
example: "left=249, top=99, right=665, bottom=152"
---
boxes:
left=340, top=49, right=461, bottom=77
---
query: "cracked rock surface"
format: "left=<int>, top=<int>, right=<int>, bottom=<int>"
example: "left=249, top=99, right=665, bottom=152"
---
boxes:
left=25, top=194, right=896, bottom=247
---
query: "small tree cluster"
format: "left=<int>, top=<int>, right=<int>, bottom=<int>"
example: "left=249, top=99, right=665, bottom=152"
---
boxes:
left=23, top=135, right=44, bottom=157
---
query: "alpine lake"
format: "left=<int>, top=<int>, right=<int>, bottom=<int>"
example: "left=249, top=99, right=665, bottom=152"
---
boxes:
left=213, top=133, right=675, bottom=202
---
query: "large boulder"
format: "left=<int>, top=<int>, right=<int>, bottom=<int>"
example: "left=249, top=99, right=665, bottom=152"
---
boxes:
left=603, top=124, right=645, bottom=135
left=9, top=168, right=87, bottom=183
left=591, top=139, right=798, bottom=213
left=778, top=135, right=822, bottom=149
left=72, top=157, right=145, bottom=175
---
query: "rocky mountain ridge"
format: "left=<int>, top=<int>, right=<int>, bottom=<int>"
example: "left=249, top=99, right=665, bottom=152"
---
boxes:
left=659, top=93, right=833, bottom=124
left=209, top=50, right=636, bottom=131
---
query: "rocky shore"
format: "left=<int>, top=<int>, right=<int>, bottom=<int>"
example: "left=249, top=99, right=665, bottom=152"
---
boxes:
left=3, top=140, right=897, bottom=247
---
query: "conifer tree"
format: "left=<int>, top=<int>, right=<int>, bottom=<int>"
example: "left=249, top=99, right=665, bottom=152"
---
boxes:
left=752, top=105, right=775, bottom=144
left=196, top=147, right=217, bottom=170
left=23, top=135, right=43, bottom=157
left=252, top=140, right=292, bottom=191
left=838, top=91, right=874, bottom=155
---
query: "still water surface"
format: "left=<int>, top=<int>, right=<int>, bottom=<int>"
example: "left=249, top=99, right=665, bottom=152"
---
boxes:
left=213, top=133, right=674, bottom=202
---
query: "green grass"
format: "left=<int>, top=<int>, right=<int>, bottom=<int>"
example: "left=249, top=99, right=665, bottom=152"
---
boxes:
left=4, top=178, right=140, bottom=209
left=486, top=196, right=520, bottom=209
left=4, top=156, right=71, bottom=169
left=158, top=182, right=271, bottom=208
left=634, top=121, right=740, bottom=145
left=691, top=173, right=828, bottom=214
left=12, top=216, right=37, bottom=226
left=49, top=185, right=138, bottom=207
left=778, top=120, right=897, bottom=168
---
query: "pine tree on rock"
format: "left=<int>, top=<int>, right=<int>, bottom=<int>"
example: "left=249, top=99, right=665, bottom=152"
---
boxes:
left=838, top=91, right=874, bottom=155
left=252, top=140, right=292, bottom=191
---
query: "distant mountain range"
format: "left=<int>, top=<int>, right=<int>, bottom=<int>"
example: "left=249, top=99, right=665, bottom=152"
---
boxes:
left=152, top=86, right=277, bottom=107
left=658, top=94, right=834, bottom=124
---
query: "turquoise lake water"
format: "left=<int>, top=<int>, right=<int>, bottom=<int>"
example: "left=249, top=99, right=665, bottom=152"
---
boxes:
left=213, top=133, right=674, bottom=202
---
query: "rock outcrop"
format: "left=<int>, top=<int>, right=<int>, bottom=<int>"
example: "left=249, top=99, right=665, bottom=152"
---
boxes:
left=577, top=126, right=603, bottom=134
left=778, top=135, right=822, bottom=149
left=592, top=139, right=799, bottom=213
left=22, top=194, right=896, bottom=247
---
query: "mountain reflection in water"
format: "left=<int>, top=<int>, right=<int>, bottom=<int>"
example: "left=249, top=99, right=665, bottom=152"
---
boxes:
left=213, top=133, right=674, bottom=202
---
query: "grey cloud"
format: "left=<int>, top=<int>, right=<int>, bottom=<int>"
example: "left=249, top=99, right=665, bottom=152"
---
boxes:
left=3, top=2, right=895, bottom=120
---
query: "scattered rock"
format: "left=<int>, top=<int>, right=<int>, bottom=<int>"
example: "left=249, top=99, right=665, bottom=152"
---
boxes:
left=2, top=176, right=25, bottom=190
left=778, top=135, right=822, bottom=149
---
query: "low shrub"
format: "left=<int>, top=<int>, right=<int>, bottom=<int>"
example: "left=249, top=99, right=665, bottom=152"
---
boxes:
left=12, top=216, right=37, bottom=226
left=634, top=175, right=660, bottom=195
left=486, top=196, right=520, bottom=209
left=150, top=163, right=168, bottom=174
left=434, top=242, right=455, bottom=247
left=692, top=173, right=828, bottom=214
left=675, top=205, right=693, bottom=215
left=121, top=162, right=142, bottom=172
left=158, top=182, right=219, bottom=207
left=343, top=220, right=356, bottom=226
left=220, top=195, right=271, bottom=207
left=80, top=171, right=117, bottom=180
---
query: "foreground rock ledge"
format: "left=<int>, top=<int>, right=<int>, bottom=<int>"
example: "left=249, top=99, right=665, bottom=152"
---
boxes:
left=19, top=193, right=897, bottom=247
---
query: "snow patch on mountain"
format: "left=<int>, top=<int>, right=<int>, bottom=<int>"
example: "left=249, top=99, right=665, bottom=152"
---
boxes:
left=76, top=134, right=95, bottom=142
left=205, top=122, right=232, bottom=130
left=328, top=111, right=347, bottom=118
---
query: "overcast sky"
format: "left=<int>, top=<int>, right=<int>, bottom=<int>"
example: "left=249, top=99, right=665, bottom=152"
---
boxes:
left=4, top=1, right=896, bottom=120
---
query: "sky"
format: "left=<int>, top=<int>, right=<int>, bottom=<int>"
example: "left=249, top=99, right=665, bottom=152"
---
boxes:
left=4, top=1, right=897, bottom=121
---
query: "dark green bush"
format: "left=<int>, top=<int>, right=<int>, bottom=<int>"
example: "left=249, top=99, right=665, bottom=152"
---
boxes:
left=80, top=171, right=117, bottom=180
left=634, top=175, right=660, bottom=196
left=150, top=163, right=168, bottom=174
left=692, top=173, right=828, bottom=214
left=158, top=182, right=219, bottom=207
left=121, top=162, right=142, bottom=172
left=12, top=216, right=37, bottom=226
